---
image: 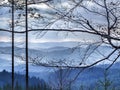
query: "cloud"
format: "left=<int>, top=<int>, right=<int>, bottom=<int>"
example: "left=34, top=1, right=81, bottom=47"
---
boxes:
left=0, top=31, right=101, bottom=44
left=0, top=36, right=11, bottom=42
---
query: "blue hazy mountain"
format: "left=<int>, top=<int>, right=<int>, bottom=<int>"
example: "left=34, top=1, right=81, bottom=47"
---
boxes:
left=0, top=42, right=120, bottom=89
left=47, top=65, right=120, bottom=90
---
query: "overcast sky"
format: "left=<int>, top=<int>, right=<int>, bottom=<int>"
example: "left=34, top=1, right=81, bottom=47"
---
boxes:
left=0, top=0, right=102, bottom=43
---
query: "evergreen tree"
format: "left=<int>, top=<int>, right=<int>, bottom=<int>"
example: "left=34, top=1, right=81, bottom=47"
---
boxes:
left=15, top=81, right=22, bottom=90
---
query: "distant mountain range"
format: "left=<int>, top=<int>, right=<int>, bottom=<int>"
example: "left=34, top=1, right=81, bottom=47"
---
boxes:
left=47, top=65, right=120, bottom=90
left=0, top=41, right=118, bottom=71
left=0, top=42, right=120, bottom=89
left=0, top=42, right=115, bottom=67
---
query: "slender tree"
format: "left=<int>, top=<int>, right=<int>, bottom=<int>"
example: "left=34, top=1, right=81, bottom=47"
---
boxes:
left=25, top=0, right=29, bottom=90
left=11, top=0, right=15, bottom=90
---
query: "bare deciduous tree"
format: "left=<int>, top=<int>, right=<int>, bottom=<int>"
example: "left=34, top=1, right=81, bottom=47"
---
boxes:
left=0, top=0, right=120, bottom=89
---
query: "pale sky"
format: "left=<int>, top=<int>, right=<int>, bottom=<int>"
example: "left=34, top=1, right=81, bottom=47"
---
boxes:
left=0, top=31, right=101, bottom=43
left=0, top=0, right=102, bottom=43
